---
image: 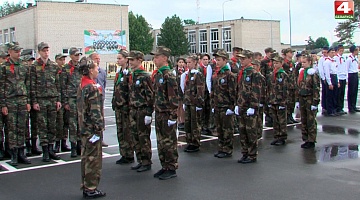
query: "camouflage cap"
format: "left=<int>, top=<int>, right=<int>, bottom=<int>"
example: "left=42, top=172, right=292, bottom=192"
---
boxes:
left=127, top=50, right=144, bottom=60
left=37, top=42, right=49, bottom=51
left=0, top=51, right=8, bottom=58
left=282, top=48, right=294, bottom=54
left=6, top=42, right=22, bottom=51
left=118, top=49, right=129, bottom=57
left=237, top=50, right=253, bottom=58
left=55, top=53, right=67, bottom=60
left=264, top=47, right=275, bottom=53
left=69, top=47, right=82, bottom=55
left=21, top=55, right=35, bottom=61
left=251, top=59, right=261, bottom=66
left=270, top=52, right=279, bottom=59
left=150, top=46, right=171, bottom=57
left=271, top=54, right=284, bottom=62
left=232, top=46, right=243, bottom=52
left=212, top=49, right=229, bottom=59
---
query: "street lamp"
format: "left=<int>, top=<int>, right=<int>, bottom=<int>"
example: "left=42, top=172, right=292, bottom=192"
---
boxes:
left=263, top=10, right=273, bottom=48
left=222, top=0, right=233, bottom=48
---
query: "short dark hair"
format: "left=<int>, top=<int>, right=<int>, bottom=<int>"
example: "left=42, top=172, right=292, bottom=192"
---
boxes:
left=201, top=53, right=210, bottom=60
left=253, top=52, right=262, bottom=58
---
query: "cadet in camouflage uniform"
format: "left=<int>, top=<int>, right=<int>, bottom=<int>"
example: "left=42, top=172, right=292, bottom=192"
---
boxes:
left=61, top=47, right=82, bottom=157
left=151, top=46, right=179, bottom=180
left=0, top=42, right=31, bottom=166
left=112, top=49, right=135, bottom=164
left=0, top=51, right=7, bottom=159
left=212, top=49, right=236, bottom=159
left=198, top=54, right=211, bottom=134
left=31, top=42, right=62, bottom=162
left=267, top=54, right=289, bottom=146
left=54, top=53, right=71, bottom=153
left=282, top=48, right=299, bottom=124
left=77, top=57, right=106, bottom=199
left=297, top=55, right=320, bottom=149
left=127, top=51, right=154, bottom=172
left=251, top=59, right=265, bottom=140
left=261, top=47, right=276, bottom=127
left=180, top=54, right=205, bottom=153
left=235, top=50, right=262, bottom=164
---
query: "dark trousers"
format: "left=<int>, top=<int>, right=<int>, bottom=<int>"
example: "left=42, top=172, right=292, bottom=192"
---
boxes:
left=321, top=80, right=327, bottom=110
left=326, top=75, right=338, bottom=115
left=337, top=79, right=346, bottom=112
left=347, top=73, right=359, bottom=112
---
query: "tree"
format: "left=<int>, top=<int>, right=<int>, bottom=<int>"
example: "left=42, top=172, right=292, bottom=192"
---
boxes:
left=158, top=15, right=189, bottom=57
left=128, top=11, right=154, bottom=54
left=334, top=0, right=360, bottom=45
left=315, top=37, right=330, bottom=49
left=183, top=19, right=196, bottom=25
left=0, top=1, right=26, bottom=18
left=305, top=36, right=316, bottom=50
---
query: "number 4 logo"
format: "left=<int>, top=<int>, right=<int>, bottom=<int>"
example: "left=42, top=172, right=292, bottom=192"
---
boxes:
left=335, top=0, right=354, bottom=19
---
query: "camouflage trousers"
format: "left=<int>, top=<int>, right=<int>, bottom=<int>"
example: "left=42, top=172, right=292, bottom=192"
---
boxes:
left=257, top=106, right=264, bottom=139
left=29, top=109, right=38, bottom=139
left=81, top=132, right=102, bottom=191
left=177, top=100, right=185, bottom=124
left=201, top=92, right=211, bottom=129
left=115, top=107, right=133, bottom=159
left=270, top=105, right=287, bottom=140
left=287, top=89, right=296, bottom=115
left=238, top=108, right=258, bottom=158
left=184, top=105, right=201, bottom=147
left=299, top=96, right=317, bottom=142
left=214, top=107, right=234, bottom=154
left=130, top=108, right=152, bottom=165
left=35, top=98, right=57, bottom=146
left=0, top=113, right=8, bottom=142
left=67, top=97, right=79, bottom=143
left=6, top=96, right=28, bottom=148
left=155, top=112, right=178, bottom=170
left=55, top=108, right=68, bottom=141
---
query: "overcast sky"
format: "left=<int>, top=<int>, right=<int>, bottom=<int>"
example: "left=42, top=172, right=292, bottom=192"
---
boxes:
left=8, top=0, right=360, bottom=45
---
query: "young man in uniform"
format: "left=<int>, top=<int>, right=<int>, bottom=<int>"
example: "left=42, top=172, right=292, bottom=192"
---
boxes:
left=0, top=51, right=7, bottom=159
left=251, top=59, right=265, bottom=140
left=334, top=45, right=347, bottom=115
left=346, top=45, right=360, bottom=113
left=317, top=47, right=329, bottom=115
left=151, top=46, right=179, bottom=180
left=323, top=48, right=339, bottom=116
left=261, top=47, right=275, bottom=127
left=199, top=54, right=211, bottom=135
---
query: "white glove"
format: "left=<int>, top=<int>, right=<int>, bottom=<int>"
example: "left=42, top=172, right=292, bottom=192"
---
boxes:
left=225, top=109, right=234, bottom=116
left=196, top=107, right=202, bottom=111
left=212, top=108, right=214, bottom=113
left=259, top=104, right=264, bottom=108
left=234, top=106, right=239, bottom=115
left=295, top=102, right=300, bottom=109
left=89, top=134, right=100, bottom=143
left=167, top=120, right=177, bottom=127
left=268, top=105, right=272, bottom=108
left=144, top=116, right=152, bottom=125
left=123, top=69, right=128, bottom=75
left=183, top=104, right=186, bottom=111
left=246, top=108, right=255, bottom=116
left=279, top=106, right=286, bottom=110
left=311, top=105, right=318, bottom=111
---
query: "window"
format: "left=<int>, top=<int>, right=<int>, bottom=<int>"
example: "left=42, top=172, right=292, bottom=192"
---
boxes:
left=156, top=33, right=161, bottom=46
left=4, top=29, right=9, bottom=44
left=10, top=27, right=15, bottom=42
left=199, top=30, right=207, bottom=53
left=222, top=27, right=231, bottom=52
left=0, top=30, right=3, bottom=45
left=188, top=30, right=196, bottom=54
left=210, top=29, right=219, bottom=52
left=62, top=48, right=69, bottom=55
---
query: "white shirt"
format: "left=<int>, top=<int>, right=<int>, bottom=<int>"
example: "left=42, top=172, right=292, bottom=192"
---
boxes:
left=346, top=54, right=359, bottom=73
left=318, top=56, right=327, bottom=80
left=334, top=54, right=348, bottom=81
left=323, top=57, right=338, bottom=85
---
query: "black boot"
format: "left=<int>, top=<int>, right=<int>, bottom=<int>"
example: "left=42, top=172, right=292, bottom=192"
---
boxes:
left=31, top=138, right=42, bottom=155
left=290, top=115, right=299, bottom=123
left=48, top=144, right=60, bottom=160
left=70, top=142, right=77, bottom=158
left=10, top=147, right=18, bottom=166
left=0, top=142, right=4, bottom=160
left=61, top=139, right=71, bottom=152
left=18, top=147, right=31, bottom=164
left=25, top=140, right=32, bottom=157
left=287, top=115, right=293, bottom=124
left=54, top=141, right=60, bottom=153
left=4, top=142, right=11, bottom=158
left=42, top=145, right=50, bottom=162
left=76, top=140, right=81, bottom=156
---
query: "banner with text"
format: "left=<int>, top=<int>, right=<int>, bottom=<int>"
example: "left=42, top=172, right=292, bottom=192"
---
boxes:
left=84, top=30, right=126, bottom=55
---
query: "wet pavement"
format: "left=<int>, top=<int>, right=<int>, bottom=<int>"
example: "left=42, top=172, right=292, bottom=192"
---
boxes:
left=0, top=82, right=360, bottom=200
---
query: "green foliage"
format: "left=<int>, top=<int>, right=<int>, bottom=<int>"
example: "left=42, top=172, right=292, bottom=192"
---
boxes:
left=0, top=1, right=27, bottom=18
left=184, top=19, right=196, bottom=25
left=334, top=0, right=360, bottom=45
left=128, top=11, right=154, bottom=54
left=315, top=37, right=330, bottom=49
left=305, top=36, right=316, bottom=50
left=158, top=15, right=189, bottom=57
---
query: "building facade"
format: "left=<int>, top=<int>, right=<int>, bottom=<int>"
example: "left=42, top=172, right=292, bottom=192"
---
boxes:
left=0, top=1, right=129, bottom=71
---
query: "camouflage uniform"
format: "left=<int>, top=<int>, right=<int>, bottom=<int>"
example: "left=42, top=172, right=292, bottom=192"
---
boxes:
left=260, top=55, right=274, bottom=125
left=129, top=65, right=154, bottom=166
left=229, top=56, right=241, bottom=134
left=198, top=64, right=211, bottom=132
left=297, top=67, right=320, bottom=143
left=182, top=68, right=205, bottom=148
left=257, top=68, right=266, bottom=139
left=267, top=64, right=289, bottom=141
left=283, top=58, right=297, bottom=122
left=77, top=76, right=104, bottom=191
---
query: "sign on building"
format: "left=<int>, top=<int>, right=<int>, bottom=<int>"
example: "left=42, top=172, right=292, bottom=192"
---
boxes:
left=84, top=30, right=126, bottom=55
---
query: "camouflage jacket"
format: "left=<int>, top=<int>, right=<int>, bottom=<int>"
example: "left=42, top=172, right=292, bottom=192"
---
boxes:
left=153, top=66, right=179, bottom=120
left=259, top=73, right=266, bottom=104
left=267, top=69, right=289, bottom=106
left=283, top=59, right=297, bottom=90
left=297, top=67, right=320, bottom=106
left=112, top=67, right=130, bottom=108
left=211, top=66, right=236, bottom=110
left=260, top=56, right=273, bottom=80
left=77, top=76, right=104, bottom=135
left=0, top=58, right=30, bottom=107
left=183, top=69, right=205, bottom=107
left=129, top=68, right=154, bottom=116
left=236, top=66, right=262, bottom=109
left=30, top=58, right=61, bottom=103
left=61, top=60, right=81, bottom=105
